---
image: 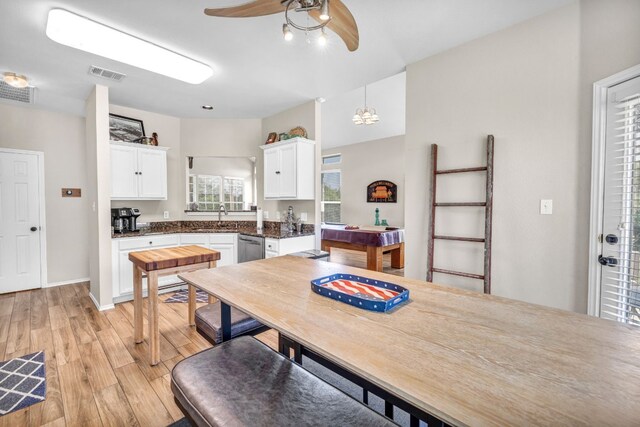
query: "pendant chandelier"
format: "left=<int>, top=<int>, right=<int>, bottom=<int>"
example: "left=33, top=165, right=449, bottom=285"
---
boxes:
left=352, top=85, right=379, bottom=125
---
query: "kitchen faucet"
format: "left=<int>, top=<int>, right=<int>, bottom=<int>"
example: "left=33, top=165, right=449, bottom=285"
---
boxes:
left=218, top=204, right=227, bottom=225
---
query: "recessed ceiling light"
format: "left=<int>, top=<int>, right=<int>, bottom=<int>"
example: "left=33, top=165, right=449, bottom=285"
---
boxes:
left=202, top=105, right=214, bottom=110
left=3, top=72, right=29, bottom=88
left=45, top=9, right=213, bottom=84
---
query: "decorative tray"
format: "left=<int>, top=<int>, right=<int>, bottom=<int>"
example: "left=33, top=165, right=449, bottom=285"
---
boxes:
left=310, top=273, right=409, bottom=312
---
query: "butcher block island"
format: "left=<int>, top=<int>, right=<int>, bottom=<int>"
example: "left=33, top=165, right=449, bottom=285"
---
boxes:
left=129, top=245, right=220, bottom=365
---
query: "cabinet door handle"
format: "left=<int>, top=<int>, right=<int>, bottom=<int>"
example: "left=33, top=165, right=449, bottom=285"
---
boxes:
left=275, top=171, right=280, bottom=174
left=149, top=241, right=153, bottom=245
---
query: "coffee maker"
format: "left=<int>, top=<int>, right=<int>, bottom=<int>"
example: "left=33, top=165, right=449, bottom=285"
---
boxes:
left=111, top=208, right=141, bottom=233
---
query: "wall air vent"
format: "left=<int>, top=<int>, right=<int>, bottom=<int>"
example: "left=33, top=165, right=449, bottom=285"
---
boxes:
left=89, top=65, right=126, bottom=82
left=0, top=80, right=35, bottom=104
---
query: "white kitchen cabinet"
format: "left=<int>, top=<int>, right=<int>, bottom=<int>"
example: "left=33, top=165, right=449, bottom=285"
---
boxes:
left=209, top=234, right=237, bottom=267
left=264, top=235, right=316, bottom=258
left=110, top=141, right=168, bottom=200
left=260, top=137, right=315, bottom=200
left=111, top=235, right=181, bottom=302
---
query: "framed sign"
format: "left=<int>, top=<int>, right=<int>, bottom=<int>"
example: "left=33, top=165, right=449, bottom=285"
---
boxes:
left=367, top=180, right=397, bottom=203
left=109, top=113, right=145, bottom=142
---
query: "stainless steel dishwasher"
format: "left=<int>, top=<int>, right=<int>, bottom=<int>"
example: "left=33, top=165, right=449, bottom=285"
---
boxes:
left=238, top=234, right=265, bottom=263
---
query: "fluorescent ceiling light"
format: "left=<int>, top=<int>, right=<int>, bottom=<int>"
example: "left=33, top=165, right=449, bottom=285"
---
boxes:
left=46, top=9, right=213, bottom=84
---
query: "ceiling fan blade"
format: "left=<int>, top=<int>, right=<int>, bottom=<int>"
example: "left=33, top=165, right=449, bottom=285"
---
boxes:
left=204, top=0, right=285, bottom=17
left=309, top=0, right=359, bottom=51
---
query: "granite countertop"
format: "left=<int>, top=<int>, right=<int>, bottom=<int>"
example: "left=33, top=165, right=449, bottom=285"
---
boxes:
left=112, top=226, right=315, bottom=240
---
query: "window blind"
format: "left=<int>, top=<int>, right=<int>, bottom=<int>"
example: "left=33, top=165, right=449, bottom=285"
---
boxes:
left=601, top=92, right=640, bottom=326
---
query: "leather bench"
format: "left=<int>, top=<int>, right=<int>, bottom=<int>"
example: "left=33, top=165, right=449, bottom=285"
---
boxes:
left=171, top=336, right=397, bottom=427
left=194, top=302, right=268, bottom=345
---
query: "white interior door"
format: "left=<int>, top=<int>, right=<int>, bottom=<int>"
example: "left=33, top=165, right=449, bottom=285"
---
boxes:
left=598, top=75, right=640, bottom=326
left=0, top=151, right=43, bottom=293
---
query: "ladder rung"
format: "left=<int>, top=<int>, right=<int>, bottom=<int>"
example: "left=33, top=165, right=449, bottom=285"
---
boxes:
left=432, top=268, right=484, bottom=280
left=434, top=235, right=485, bottom=243
left=435, top=202, right=486, bottom=207
left=436, top=166, right=487, bottom=175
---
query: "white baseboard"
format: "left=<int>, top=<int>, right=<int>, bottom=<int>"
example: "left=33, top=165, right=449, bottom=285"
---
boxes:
left=45, top=277, right=90, bottom=288
left=89, top=291, right=115, bottom=312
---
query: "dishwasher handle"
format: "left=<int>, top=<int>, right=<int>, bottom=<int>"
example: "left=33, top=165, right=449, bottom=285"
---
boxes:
left=239, top=237, right=262, bottom=245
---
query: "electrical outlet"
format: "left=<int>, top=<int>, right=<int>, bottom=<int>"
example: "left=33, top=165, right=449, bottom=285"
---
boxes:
left=300, top=212, right=308, bottom=221
left=263, top=211, right=269, bottom=219
left=540, top=199, right=553, bottom=215
left=163, top=211, right=170, bottom=219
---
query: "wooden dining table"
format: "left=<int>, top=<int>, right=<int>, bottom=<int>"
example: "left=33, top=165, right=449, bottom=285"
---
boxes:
left=128, top=245, right=220, bottom=365
left=179, top=256, right=640, bottom=426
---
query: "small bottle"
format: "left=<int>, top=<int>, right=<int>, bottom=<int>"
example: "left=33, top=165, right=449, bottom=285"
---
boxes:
left=374, top=208, right=380, bottom=226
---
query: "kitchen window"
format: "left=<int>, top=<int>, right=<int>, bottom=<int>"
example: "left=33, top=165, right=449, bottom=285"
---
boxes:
left=189, top=174, right=244, bottom=211
left=321, top=170, right=341, bottom=223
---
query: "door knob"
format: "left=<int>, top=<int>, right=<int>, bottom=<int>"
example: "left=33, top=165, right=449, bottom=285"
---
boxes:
left=30, top=226, right=38, bottom=232
left=598, top=255, right=618, bottom=267
left=605, top=234, right=619, bottom=244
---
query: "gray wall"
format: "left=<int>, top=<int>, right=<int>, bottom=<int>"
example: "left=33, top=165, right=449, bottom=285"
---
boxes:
left=404, top=0, right=640, bottom=313
left=322, top=135, right=405, bottom=227
left=0, top=103, right=89, bottom=284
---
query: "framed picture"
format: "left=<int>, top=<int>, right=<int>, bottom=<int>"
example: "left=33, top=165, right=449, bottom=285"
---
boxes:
left=367, top=180, right=397, bottom=203
left=109, top=114, right=145, bottom=142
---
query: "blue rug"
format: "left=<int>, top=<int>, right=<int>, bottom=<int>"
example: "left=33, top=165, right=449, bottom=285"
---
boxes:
left=0, top=351, right=46, bottom=416
left=165, top=289, right=209, bottom=303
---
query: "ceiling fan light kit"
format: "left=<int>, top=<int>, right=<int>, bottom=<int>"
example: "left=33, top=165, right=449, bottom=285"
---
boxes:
left=3, top=72, right=29, bottom=88
left=204, top=0, right=359, bottom=52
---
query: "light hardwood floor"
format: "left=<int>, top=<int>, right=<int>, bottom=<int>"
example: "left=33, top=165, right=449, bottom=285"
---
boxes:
left=0, top=249, right=395, bottom=427
left=0, top=282, right=277, bottom=427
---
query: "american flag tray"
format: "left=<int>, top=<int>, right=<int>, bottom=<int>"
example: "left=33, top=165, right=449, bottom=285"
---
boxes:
left=310, top=273, right=409, bottom=312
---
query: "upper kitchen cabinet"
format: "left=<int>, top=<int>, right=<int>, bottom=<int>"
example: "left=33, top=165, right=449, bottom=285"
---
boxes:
left=260, top=137, right=315, bottom=200
left=110, top=141, right=168, bottom=200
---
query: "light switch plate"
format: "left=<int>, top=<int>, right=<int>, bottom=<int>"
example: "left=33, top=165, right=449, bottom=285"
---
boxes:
left=540, top=199, right=553, bottom=215
left=263, top=211, right=269, bottom=219
left=300, top=212, right=308, bottom=221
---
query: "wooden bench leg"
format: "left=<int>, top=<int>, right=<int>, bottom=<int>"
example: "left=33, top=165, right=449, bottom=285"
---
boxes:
left=133, top=266, right=144, bottom=344
left=148, top=271, right=160, bottom=365
left=367, top=246, right=383, bottom=272
left=390, top=243, right=405, bottom=269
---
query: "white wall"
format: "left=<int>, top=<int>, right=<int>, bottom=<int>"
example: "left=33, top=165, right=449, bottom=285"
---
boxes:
left=0, top=103, right=89, bottom=284
left=86, top=85, right=112, bottom=308
left=404, top=0, right=640, bottom=313
left=322, top=135, right=405, bottom=227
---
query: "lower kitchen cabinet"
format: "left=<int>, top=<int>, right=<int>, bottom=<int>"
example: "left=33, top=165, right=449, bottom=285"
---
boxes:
left=264, top=235, right=315, bottom=259
left=111, top=233, right=238, bottom=302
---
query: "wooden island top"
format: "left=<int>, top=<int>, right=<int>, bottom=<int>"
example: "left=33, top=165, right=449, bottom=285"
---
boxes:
left=128, top=244, right=220, bottom=271
left=180, top=256, right=640, bottom=426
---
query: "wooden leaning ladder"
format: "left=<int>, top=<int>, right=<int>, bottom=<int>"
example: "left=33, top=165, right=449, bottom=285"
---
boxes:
left=426, top=135, right=494, bottom=294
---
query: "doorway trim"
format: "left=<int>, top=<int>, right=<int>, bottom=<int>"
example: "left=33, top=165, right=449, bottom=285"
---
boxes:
left=588, top=64, right=640, bottom=316
left=0, top=147, right=47, bottom=288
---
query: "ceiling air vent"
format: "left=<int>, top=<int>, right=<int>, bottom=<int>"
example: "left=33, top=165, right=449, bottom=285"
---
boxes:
left=0, top=80, right=35, bottom=104
left=89, top=65, right=126, bottom=82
